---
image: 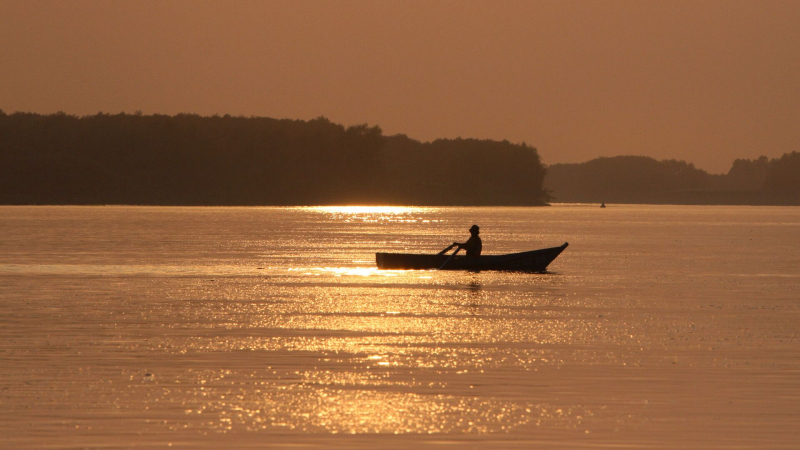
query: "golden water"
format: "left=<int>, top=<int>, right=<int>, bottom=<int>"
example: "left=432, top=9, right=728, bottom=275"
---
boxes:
left=1, top=205, right=798, bottom=448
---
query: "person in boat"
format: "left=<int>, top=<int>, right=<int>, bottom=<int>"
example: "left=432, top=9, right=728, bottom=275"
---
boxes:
left=454, top=225, right=482, bottom=257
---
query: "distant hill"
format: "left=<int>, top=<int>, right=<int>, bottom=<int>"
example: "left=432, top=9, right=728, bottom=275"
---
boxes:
left=545, top=154, right=799, bottom=205
left=0, top=111, right=549, bottom=206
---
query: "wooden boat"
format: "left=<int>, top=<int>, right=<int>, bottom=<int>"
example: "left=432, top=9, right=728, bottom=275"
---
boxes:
left=376, top=242, right=569, bottom=271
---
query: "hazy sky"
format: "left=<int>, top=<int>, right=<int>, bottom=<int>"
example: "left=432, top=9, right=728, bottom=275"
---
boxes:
left=2, top=0, right=798, bottom=173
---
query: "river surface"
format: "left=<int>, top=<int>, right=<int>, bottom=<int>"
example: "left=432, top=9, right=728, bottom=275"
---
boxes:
left=1, top=205, right=798, bottom=449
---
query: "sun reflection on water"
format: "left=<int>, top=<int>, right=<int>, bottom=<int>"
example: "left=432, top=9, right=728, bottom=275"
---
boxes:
left=290, top=267, right=399, bottom=277
left=302, top=205, right=440, bottom=223
left=182, top=384, right=541, bottom=434
left=309, top=206, right=430, bottom=215
left=4, top=205, right=798, bottom=446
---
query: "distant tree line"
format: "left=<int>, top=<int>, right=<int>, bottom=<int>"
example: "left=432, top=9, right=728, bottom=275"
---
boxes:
left=0, top=111, right=549, bottom=206
left=545, top=154, right=800, bottom=205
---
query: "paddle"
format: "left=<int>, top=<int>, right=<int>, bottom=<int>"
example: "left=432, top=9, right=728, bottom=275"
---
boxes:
left=437, top=243, right=457, bottom=255
left=439, top=245, right=461, bottom=270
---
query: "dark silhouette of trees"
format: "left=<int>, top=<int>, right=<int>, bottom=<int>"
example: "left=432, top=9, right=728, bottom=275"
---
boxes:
left=0, top=111, right=550, bottom=205
left=380, top=136, right=548, bottom=205
left=725, top=156, right=769, bottom=191
left=545, top=154, right=799, bottom=205
left=764, top=152, right=800, bottom=198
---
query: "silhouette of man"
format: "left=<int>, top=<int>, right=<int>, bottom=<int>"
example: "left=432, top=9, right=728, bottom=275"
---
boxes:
left=454, top=225, right=482, bottom=257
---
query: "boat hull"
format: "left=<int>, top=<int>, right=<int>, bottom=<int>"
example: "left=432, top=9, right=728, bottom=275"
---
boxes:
left=376, top=243, right=568, bottom=271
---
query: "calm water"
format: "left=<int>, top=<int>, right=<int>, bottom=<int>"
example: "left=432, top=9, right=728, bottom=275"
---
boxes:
left=1, top=205, right=798, bottom=449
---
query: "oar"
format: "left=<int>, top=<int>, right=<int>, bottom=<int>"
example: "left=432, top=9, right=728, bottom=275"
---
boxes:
left=439, top=245, right=461, bottom=270
left=437, top=243, right=457, bottom=255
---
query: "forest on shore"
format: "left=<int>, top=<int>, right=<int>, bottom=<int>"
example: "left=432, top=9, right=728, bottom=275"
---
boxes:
left=0, top=111, right=548, bottom=206
left=2, top=111, right=797, bottom=206
left=545, top=154, right=800, bottom=205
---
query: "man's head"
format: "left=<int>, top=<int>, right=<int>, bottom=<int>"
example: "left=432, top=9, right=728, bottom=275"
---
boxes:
left=469, top=225, right=480, bottom=235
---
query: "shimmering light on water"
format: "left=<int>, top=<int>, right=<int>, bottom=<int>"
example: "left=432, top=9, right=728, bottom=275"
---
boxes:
left=306, top=206, right=439, bottom=225
left=1, top=205, right=798, bottom=448
left=309, top=206, right=429, bottom=215
left=293, top=267, right=401, bottom=277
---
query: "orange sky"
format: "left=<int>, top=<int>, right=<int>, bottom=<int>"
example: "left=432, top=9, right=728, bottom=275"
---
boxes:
left=2, top=0, right=798, bottom=173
